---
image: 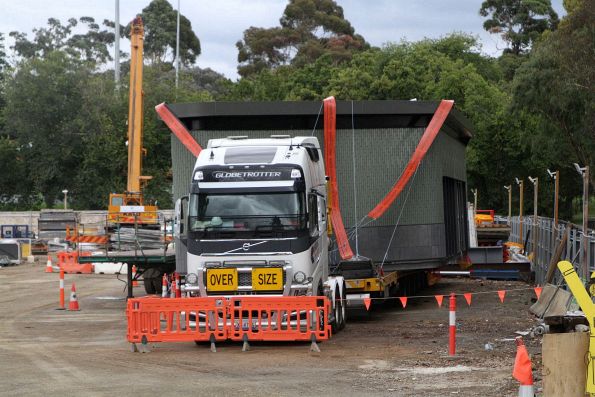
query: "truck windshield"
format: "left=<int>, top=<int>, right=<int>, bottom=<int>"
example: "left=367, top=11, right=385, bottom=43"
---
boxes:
left=188, top=192, right=306, bottom=236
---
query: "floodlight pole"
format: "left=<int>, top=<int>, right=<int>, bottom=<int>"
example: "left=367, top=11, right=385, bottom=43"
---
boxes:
left=528, top=177, right=538, bottom=263
left=547, top=169, right=559, bottom=239
left=516, top=178, right=524, bottom=244
left=115, top=0, right=121, bottom=89
left=175, top=0, right=181, bottom=91
left=504, top=185, right=512, bottom=225
left=574, top=163, right=590, bottom=280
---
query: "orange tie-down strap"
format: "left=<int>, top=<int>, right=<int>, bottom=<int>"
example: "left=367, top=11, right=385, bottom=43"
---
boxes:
left=155, top=102, right=202, bottom=157
left=323, top=96, right=355, bottom=260
left=367, top=99, right=454, bottom=220
left=126, top=296, right=331, bottom=344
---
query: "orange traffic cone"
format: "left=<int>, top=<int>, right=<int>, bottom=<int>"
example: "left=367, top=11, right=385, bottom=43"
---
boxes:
left=68, top=283, right=80, bottom=311
left=132, top=265, right=139, bottom=287
left=161, top=274, right=168, bottom=298
left=513, top=337, right=534, bottom=397
left=45, top=255, right=54, bottom=273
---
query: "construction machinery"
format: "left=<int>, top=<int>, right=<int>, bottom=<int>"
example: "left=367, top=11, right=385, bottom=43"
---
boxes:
left=108, top=16, right=157, bottom=226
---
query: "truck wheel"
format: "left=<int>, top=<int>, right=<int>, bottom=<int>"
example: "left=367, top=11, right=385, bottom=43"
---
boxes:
left=338, top=282, right=346, bottom=330
left=143, top=268, right=163, bottom=295
left=144, top=278, right=156, bottom=295
left=331, top=286, right=344, bottom=334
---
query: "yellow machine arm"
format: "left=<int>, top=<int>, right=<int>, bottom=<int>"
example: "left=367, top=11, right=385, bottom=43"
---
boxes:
left=557, top=260, right=595, bottom=395
left=127, top=16, right=152, bottom=194
left=108, top=16, right=156, bottom=225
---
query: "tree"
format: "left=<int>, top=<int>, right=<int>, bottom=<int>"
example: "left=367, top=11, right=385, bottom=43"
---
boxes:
left=236, top=0, right=368, bottom=77
left=9, top=17, right=118, bottom=65
left=479, top=0, right=559, bottom=54
left=4, top=51, right=91, bottom=206
left=512, top=0, right=595, bottom=189
left=136, top=0, right=201, bottom=66
left=0, top=33, right=9, bottom=133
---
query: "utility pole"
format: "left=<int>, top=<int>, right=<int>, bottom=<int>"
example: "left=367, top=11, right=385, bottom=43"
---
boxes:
left=504, top=185, right=512, bottom=225
left=516, top=178, right=524, bottom=244
left=528, top=177, right=538, bottom=262
left=547, top=169, right=559, bottom=239
left=175, top=0, right=181, bottom=91
left=62, top=190, right=68, bottom=210
left=574, top=163, right=590, bottom=280
left=115, top=0, right=121, bottom=89
left=471, top=188, right=478, bottom=217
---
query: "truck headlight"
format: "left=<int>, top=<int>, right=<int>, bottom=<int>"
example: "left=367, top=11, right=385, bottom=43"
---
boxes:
left=293, top=271, right=307, bottom=284
left=186, top=273, right=198, bottom=284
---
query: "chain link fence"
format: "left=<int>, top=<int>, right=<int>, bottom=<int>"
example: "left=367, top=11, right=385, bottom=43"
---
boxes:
left=508, top=216, right=595, bottom=285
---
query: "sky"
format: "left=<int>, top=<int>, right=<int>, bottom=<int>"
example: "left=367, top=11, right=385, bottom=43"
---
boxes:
left=0, top=0, right=566, bottom=80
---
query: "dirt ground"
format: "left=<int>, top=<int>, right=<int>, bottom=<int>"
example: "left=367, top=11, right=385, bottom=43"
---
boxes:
left=0, top=259, right=542, bottom=397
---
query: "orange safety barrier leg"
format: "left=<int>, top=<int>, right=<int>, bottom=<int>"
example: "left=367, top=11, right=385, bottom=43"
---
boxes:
left=241, top=334, right=250, bottom=352
left=310, top=333, right=321, bottom=353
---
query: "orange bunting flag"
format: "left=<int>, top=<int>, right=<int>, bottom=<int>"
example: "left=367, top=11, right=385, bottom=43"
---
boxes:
left=364, top=297, right=371, bottom=311
left=498, top=290, right=506, bottom=303
left=435, top=295, right=444, bottom=307
left=399, top=297, right=408, bottom=308
left=463, top=293, right=472, bottom=306
left=534, top=286, right=542, bottom=300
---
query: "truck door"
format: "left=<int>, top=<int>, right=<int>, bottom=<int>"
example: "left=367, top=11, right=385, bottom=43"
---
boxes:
left=174, top=196, right=189, bottom=274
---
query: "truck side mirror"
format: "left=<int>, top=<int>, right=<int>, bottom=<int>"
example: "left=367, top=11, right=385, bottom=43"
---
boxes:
left=174, top=195, right=189, bottom=238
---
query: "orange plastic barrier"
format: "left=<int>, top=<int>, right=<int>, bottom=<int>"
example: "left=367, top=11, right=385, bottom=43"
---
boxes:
left=57, top=251, right=94, bottom=274
left=126, top=296, right=331, bottom=345
left=227, top=296, right=330, bottom=342
left=127, top=297, right=227, bottom=344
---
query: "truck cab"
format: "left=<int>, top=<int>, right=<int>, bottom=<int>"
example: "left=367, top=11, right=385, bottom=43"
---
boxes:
left=177, top=136, right=331, bottom=298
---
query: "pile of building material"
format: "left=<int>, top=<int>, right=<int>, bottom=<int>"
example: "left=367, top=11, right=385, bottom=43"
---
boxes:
left=38, top=210, right=76, bottom=240
left=110, top=227, right=167, bottom=251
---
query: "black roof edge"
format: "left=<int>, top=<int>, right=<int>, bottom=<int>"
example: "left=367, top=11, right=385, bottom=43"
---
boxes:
left=165, top=100, right=474, bottom=143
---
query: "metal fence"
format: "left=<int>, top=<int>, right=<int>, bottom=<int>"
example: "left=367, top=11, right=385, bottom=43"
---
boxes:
left=508, top=216, right=595, bottom=285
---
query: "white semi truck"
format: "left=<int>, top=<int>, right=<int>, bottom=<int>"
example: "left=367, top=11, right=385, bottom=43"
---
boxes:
left=174, top=135, right=347, bottom=332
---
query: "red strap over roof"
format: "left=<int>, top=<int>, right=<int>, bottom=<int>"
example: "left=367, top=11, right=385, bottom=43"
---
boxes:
left=155, top=102, right=202, bottom=157
left=323, top=96, right=354, bottom=260
left=367, top=99, right=454, bottom=220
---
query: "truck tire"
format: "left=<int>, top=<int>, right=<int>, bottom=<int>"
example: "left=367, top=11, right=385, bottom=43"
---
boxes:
left=331, top=286, right=344, bottom=334
left=143, top=268, right=164, bottom=295
left=144, top=278, right=156, bottom=294
left=338, top=282, right=346, bottom=330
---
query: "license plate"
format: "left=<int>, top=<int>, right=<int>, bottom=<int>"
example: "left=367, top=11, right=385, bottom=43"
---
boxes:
left=252, top=268, right=283, bottom=291
left=206, top=268, right=238, bottom=291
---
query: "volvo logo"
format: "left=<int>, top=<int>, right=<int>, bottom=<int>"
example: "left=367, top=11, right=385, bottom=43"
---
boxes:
left=222, top=240, right=269, bottom=255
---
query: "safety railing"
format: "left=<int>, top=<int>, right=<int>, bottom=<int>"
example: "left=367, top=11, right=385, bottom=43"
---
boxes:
left=126, top=296, right=331, bottom=347
left=509, top=216, right=595, bottom=284
left=127, top=297, right=227, bottom=344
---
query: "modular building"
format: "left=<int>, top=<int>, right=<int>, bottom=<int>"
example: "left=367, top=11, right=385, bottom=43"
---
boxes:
left=167, top=100, right=472, bottom=271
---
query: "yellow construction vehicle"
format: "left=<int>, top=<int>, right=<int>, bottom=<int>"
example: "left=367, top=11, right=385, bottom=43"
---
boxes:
left=108, top=16, right=157, bottom=226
